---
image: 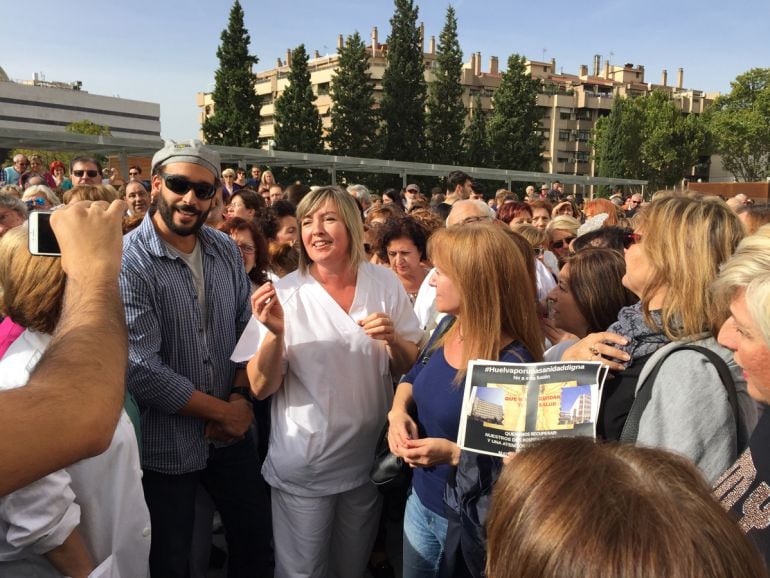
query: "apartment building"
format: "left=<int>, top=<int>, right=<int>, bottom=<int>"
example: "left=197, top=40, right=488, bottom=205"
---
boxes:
left=197, top=28, right=714, bottom=180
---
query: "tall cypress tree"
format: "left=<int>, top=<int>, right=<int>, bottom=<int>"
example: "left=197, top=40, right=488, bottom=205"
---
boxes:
left=425, top=5, right=465, bottom=165
left=273, top=44, right=324, bottom=154
left=379, top=0, right=427, bottom=161
left=464, top=95, right=489, bottom=167
left=595, top=97, right=643, bottom=185
left=202, top=0, right=260, bottom=148
left=486, top=54, right=543, bottom=171
left=328, top=32, right=378, bottom=157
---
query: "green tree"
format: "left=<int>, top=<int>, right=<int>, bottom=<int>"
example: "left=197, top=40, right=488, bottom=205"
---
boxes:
left=379, top=0, right=427, bottom=161
left=594, top=97, right=643, bottom=188
left=463, top=95, right=489, bottom=166
left=637, top=90, right=707, bottom=190
left=486, top=54, right=543, bottom=171
left=327, top=31, right=378, bottom=157
left=65, top=120, right=111, bottom=136
left=594, top=91, right=707, bottom=190
left=425, top=5, right=465, bottom=165
left=273, top=44, right=324, bottom=154
left=706, top=68, right=770, bottom=181
left=202, top=0, right=261, bottom=148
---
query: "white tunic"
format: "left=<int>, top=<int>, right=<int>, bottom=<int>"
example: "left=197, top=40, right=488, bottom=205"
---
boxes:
left=233, top=262, right=422, bottom=497
left=0, top=329, right=151, bottom=578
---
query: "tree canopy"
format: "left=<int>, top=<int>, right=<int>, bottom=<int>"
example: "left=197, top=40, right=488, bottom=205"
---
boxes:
left=328, top=31, right=378, bottom=157
left=486, top=54, right=543, bottom=171
left=706, top=68, right=770, bottom=181
left=425, top=5, right=465, bottom=165
left=273, top=44, right=324, bottom=154
left=379, top=0, right=427, bottom=162
left=202, top=0, right=261, bottom=148
left=463, top=95, right=489, bottom=167
left=594, top=90, right=707, bottom=190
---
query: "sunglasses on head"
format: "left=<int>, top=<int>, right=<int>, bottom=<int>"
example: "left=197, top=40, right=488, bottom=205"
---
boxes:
left=73, top=169, right=99, bottom=178
left=551, top=236, right=575, bottom=250
left=161, top=174, right=217, bottom=200
left=623, top=231, right=643, bottom=249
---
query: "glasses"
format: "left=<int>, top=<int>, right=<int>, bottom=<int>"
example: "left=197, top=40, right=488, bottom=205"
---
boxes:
left=551, top=236, right=575, bottom=250
left=25, top=198, right=46, bottom=209
left=16, top=161, right=28, bottom=167
left=129, top=171, right=140, bottom=176
left=623, top=232, right=643, bottom=249
left=73, top=169, right=99, bottom=178
left=236, top=243, right=255, bottom=255
left=161, top=174, right=217, bottom=200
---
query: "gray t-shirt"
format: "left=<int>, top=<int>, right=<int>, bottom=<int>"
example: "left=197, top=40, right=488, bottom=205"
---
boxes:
left=162, top=238, right=207, bottom=332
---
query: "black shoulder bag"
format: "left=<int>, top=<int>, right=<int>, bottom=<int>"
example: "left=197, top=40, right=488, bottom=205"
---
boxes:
left=619, top=344, right=745, bottom=452
left=370, top=315, right=456, bottom=493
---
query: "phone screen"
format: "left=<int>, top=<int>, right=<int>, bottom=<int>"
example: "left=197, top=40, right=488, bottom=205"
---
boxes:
left=29, top=212, right=61, bottom=255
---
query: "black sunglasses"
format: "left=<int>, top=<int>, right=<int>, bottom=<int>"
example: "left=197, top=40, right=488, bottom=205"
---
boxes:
left=551, top=236, right=575, bottom=250
left=623, top=231, right=643, bottom=249
left=73, top=169, right=99, bottom=178
left=161, top=174, right=217, bottom=200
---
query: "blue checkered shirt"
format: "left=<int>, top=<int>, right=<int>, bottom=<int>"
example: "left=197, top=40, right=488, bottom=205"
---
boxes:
left=119, top=213, right=252, bottom=474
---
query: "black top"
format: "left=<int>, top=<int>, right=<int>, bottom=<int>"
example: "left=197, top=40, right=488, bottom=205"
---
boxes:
left=715, top=404, right=770, bottom=568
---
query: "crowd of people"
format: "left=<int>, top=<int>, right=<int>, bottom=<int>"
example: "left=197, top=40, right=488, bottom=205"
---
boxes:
left=1, top=142, right=770, bottom=578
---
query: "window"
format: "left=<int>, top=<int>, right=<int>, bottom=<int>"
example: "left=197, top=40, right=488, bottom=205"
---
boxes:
left=576, top=151, right=589, bottom=163
left=560, top=111, right=572, bottom=120
left=317, top=82, right=330, bottom=96
left=558, top=130, right=570, bottom=141
left=577, top=130, right=591, bottom=142
left=576, top=109, right=592, bottom=121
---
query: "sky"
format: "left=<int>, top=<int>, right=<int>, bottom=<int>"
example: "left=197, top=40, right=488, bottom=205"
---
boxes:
left=2, top=0, right=769, bottom=140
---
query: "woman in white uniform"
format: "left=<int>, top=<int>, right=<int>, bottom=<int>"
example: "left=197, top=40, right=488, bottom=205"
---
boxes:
left=234, top=186, right=422, bottom=578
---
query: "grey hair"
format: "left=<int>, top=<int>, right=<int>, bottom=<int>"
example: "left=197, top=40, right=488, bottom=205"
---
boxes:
left=0, top=193, right=28, bottom=219
left=347, top=184, right=371, bottom=204
left=713, top=224, right=770, bottom=347
left=446, top=199, right=496, bottom=227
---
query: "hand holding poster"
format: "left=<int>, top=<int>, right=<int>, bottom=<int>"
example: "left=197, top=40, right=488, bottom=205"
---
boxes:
left=457, top=360, right=608, bottom=456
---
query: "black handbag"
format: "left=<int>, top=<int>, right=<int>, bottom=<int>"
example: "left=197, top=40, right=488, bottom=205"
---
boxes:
left=370, top=422, right=413, bottom=492
left=369, top=315, right=456, bottom=494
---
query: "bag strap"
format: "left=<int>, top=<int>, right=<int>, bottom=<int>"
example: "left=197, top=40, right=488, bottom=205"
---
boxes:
left=619, top=344, right=743, bottom=449
left=398, top=315, right=456, bottom=383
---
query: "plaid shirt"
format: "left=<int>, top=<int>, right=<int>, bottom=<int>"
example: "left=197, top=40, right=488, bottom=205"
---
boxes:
left=119, top=212, right=252, bottom=474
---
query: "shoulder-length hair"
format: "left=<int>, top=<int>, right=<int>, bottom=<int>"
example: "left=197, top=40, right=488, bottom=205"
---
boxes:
left=427, top=224, right=544, bottom=383
left=565, top=248, right=638, bottom=333
left=712, top=224, right=770, bottom=347
left=295, top=186, right=365, bottom=274
left=487, top=437, right=767, bottom=578
left=0, top=225, right=65, bottom=334
left=635, top=193, right=744, bottom=339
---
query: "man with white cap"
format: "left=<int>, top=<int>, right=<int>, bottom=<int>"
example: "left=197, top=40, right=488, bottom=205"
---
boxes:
left=119, top=140, right=271, bottom=577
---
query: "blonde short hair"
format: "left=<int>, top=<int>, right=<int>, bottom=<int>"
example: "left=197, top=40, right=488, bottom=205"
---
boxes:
left=295, top=186, right=365, bottom=274
left=0, top=225, right=65, bottom=333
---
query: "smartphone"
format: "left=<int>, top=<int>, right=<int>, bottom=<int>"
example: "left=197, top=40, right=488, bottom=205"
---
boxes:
left=28, top=211, right=61, bottom=256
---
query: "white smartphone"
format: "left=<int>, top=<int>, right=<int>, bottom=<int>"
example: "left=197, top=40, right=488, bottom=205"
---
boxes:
left=28, top=211, right=61, bottom=256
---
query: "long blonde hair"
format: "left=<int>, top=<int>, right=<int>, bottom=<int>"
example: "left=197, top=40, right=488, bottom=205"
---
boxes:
left=428, top=224, right=543, bottom=382
left=634, top=193, right=744, bottom=339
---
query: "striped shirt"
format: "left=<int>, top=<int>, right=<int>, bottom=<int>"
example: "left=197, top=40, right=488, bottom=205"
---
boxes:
left=119, top=212, right=252, bottom=474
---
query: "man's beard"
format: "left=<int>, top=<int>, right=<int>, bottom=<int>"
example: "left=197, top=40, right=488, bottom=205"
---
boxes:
left=157, top=193, right=209, bottom=237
